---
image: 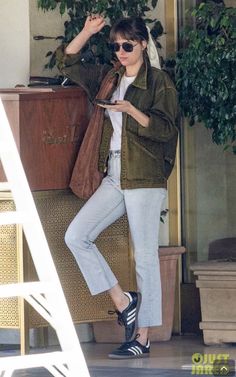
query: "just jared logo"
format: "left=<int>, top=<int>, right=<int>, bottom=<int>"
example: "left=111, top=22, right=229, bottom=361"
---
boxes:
left=191, top=353, right=235, bottom=376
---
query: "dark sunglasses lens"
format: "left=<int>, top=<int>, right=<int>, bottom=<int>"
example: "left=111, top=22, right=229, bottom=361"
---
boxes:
left=110, top=43, right=120, bottom=52
left=122, top=43, right=134, bottom=52
left=109, top=42, right=134, bottom=52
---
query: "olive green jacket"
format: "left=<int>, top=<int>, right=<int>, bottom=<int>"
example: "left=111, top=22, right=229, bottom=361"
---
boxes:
left=59, top=50, right=179, bottom=189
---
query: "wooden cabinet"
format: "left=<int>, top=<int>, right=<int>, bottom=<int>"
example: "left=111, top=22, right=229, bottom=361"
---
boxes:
left=0, top=87, right=89, bottom=190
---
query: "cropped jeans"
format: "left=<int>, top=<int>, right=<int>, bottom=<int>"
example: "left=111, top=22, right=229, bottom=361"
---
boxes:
left=65, top=151, right=166, bottom=327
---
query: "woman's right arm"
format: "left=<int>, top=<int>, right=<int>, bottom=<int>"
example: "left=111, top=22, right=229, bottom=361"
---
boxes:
left=57, top=14, right=111, bottom=101
left=65, top=14, right=106, bottom=55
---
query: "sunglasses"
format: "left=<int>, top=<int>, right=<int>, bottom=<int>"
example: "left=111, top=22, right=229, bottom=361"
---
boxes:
left=109, top=42, right=138, bottom=53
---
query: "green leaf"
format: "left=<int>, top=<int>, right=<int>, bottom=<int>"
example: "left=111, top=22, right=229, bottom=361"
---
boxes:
left=60, top=1, right=66, bottom=15
left=151, top=0, right=158, bottom=8
left=199, top=3, right=205, bottom=10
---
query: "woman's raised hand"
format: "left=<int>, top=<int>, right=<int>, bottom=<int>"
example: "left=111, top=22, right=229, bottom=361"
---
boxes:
left=65, top=14, right=105, bottom=54
left=83, top=14, right=106, bottom=36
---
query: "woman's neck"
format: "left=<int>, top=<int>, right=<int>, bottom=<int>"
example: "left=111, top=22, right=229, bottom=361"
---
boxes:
left=125, top=58, right=143, bottom=77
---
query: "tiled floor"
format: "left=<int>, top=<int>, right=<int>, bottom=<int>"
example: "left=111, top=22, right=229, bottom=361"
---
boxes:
left=83, top=334, right=236, bottom=369
left=1, top=334, right=236, bottom=375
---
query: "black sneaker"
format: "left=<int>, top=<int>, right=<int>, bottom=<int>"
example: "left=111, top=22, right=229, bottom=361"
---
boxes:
left=108, top=335, right=150, bottom=359
left=109, top=291, right=141, bottom=342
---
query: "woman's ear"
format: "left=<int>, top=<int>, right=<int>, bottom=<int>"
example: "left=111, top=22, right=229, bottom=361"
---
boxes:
left=141, top=40, right=148, bottom=50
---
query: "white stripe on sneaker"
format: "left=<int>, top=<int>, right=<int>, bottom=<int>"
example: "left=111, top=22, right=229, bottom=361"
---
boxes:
left=128, top=311, right=136, bottom=317
left=127, top=320, right=135, bottom=325
left=127, top=317, right=136, bottom=325
left=128, top=346, right=142, bottom=355
left=134, top=346, right=142, bottom=354
left=128, top=308, right=136, bottom=315
left=124, top=292, right=133, bottom=303
left=127, top=311, right=136, bottom=323
left=129, top=347, right=138, bottom=355
left=128, top=348, right=137, bottom=356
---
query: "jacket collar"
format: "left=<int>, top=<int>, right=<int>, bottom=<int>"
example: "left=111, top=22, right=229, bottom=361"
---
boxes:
left=112, top=57, right=149, bottom=90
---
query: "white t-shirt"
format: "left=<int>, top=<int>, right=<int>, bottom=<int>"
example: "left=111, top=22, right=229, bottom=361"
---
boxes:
left=107, top=74, right=136, bottom=151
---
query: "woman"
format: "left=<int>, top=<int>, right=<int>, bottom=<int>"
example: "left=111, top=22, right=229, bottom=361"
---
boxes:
left=60, top=15, right=179, bottom=359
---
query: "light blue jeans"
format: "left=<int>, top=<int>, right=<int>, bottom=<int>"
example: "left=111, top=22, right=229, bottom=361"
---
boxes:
left=65, top=152, right=167, bottom=327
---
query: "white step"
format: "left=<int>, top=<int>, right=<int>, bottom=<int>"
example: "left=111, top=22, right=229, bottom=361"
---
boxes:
left=0, top=281, right=55, bottom=298
left=0, top=351, right=72, bottom=369
left=0, top=182, right=11, bottom=191
left=0, top=211, right=25, bottom=225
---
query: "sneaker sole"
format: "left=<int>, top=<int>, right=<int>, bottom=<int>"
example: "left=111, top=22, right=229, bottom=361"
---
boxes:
left=108, top=352, right=150, bottom=359
left=128, top=291, right=142, bottom=342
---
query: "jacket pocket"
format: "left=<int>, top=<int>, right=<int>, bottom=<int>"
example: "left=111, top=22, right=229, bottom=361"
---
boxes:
left=126, top=137, right=164, bottom=180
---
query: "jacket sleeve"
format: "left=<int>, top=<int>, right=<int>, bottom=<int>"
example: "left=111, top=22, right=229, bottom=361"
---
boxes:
left=56, top=44, right=112, bottom=102
left=137, top=79, right=179, bottom=143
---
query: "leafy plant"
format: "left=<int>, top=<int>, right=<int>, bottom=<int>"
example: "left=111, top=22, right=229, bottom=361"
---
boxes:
left=160, top=209, right=169, bottom=224
left=176, top=1, right=236, bottom=153
left=37, top=0, right=164, bottom=68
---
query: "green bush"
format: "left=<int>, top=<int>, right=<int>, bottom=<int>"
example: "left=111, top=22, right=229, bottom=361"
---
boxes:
left=176, top=1, right=236, bottom=153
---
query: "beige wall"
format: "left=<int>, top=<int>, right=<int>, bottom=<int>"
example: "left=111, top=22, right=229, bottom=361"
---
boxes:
left=0, top=0, right=30, bottom=87
left=183, top=123, right=236, bottom=278
left=226, top=146, right=236, bottom=236
left=30, top=2, right=68, bottom=77
left=225, top=0, right=235, bottom=6
left=147, top=0, right=166, bottom=59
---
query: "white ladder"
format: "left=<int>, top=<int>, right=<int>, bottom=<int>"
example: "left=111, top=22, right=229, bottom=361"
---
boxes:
left=0, top=99, right=90, bottom=377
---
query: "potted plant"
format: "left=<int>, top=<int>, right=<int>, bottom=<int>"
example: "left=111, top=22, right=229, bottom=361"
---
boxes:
left=175, top=1, right=236, bottom=154
left=37, top=0, right=164, bottom=68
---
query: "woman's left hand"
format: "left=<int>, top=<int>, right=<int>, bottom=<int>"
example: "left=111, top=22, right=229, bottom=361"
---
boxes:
left=98, top=100, right=149, bottom=127
left=98, top=100, right=134, bottom=114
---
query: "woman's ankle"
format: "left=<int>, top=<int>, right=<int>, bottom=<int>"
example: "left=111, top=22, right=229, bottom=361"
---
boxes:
left=116, top=293, right=129, bottom=313
left=136, top=328, right=149, bottom=346
left=108, top=285, right=130, bottom=313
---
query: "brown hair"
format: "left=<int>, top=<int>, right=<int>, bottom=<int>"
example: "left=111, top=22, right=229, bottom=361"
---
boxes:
left=110, top=17, right=149, bottom=43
